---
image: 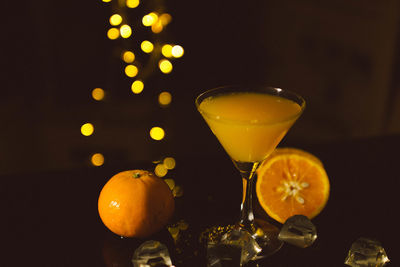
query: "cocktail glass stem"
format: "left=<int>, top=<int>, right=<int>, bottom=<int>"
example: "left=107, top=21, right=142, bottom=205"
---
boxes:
left=238, top=162, right=284, bottom=257
left=239, top=170, right=256, bottom=231
left=237, top=162, right=260, bottom=232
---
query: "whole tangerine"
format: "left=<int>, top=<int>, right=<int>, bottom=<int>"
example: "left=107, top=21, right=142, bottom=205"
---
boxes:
left=98, top=170, right=175, bottom=238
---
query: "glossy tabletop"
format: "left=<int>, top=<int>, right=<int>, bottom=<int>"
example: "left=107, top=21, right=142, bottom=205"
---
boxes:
left=2, top=135, right=399, bottom=266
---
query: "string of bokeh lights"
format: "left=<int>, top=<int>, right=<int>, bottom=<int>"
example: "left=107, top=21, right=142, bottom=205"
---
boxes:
left=80, top=0, right=184, bottom=182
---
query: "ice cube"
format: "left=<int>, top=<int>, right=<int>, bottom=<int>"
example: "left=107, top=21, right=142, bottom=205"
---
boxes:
left=278, top=215, right=317, bottom=248
left=132, top=240, right=173, bottom=267
left=344, top=237, right=390, bottom=267
left=220, top=228, right=262, bottom=265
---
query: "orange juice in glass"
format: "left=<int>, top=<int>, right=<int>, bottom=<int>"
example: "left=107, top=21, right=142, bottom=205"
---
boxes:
left=198, top=92, right=302, bottom=163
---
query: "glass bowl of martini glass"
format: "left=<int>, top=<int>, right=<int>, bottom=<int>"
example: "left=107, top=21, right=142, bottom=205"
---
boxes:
left=196, top=85, right=305, bottom=258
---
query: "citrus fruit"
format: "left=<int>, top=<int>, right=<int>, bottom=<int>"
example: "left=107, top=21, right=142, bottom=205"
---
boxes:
left=256, top=148, right=330, bottom=223
left=98, top=170, right=175, bottom=238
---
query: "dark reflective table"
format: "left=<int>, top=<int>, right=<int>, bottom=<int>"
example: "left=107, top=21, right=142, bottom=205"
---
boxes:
left=2, top=135, right=399, bottom=266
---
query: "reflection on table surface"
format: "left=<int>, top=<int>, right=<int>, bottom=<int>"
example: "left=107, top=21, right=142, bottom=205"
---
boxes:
left=2, top=134, right=399, bottom=266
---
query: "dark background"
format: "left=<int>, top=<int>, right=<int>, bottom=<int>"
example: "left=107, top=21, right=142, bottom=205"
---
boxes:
left=2, top=1, right=400, bottom=266
left=2, top=0, right=400, bottom=175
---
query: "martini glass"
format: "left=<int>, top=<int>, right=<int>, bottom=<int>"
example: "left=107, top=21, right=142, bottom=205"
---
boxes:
left=195, top=85, right=305, bottom=257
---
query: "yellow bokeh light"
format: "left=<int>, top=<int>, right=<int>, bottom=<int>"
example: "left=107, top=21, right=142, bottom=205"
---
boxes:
left=91, top=153, right=105, bottom=166
left=173, top=185, right=183, bottom=197
left=161, top=44, right=173, bottom=58
left=102, top=0, right=112, bottom=2
left=154, top=163, right=168, bottom=177
left=126, top=0, right=139, bottom=8
left=122, top=51, right=135, bottom=63
left=151, top=21, right=163, bottom=33
left=125, top=64, right=138, bottom=77
left=150, top=127, right=165, bottom=141
left=159, top=59, right=173, bottom=74
left=107, top=28, right=120, bottom=40
left=141, top=40, right=154, bottom=53
left=163, top=157, right=176, bottom=170
left=131, top=80, right=144, bottom=94
left=81, top=123, right=94, bottom=136
left=159, top=13, right=172, bottom=26
left=120, top=24, right=132, bottom=38
left=172, top=45, right=184, bottom=58
left=92, top=88, right=105, bottom=101
left=164, top=178, right=175, bottom=190
left=158, top=91, right=172, bottom=106
left=109, top=14, right=122, bottom=26
left=142, top=12, right=158, bottom=26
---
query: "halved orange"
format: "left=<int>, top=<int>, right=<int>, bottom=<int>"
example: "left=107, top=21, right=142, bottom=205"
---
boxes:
left=256, top=148, right=330, bottom=224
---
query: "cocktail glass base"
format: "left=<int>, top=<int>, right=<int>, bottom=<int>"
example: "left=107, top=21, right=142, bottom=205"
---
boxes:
left=250, top=218, right=284, bottom=259
left=201, top=219, right=283, bottom=265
